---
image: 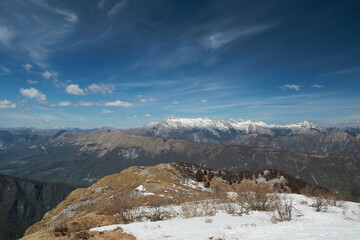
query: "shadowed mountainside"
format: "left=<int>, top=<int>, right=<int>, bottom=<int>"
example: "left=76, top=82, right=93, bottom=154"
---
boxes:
left=0, top=174, right=74, bottom=240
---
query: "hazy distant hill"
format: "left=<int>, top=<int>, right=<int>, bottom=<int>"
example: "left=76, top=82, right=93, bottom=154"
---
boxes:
left=0, top=174, right=74, bottom=239
left=0, top=129, right=359, bottom=200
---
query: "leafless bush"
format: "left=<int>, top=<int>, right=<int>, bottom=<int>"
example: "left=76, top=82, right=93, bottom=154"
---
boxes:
left=180, top=200, right=216, bottom=218
left=142, top=198, right=175, bottom=221
left=205, top=218, right=213, bottom=223
left=237, top=184, right=277, bottom=211
left=102, top=190, right=141, bottom=223
left=272, top=196, right=293, bottom=222
left=221, top=195, right=249, bottom=216
left=312, top=195, right=331, bottom=212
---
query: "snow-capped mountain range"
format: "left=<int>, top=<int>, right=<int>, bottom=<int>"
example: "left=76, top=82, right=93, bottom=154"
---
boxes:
left=146, top=117, right=325, bottom=136
left=124, top=117, right=360, bottom=155
left=126, top=117, right=326, bottom=144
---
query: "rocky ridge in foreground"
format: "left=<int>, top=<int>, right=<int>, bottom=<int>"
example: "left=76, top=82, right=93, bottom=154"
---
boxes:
left=22, top=163, right=329, bottom=239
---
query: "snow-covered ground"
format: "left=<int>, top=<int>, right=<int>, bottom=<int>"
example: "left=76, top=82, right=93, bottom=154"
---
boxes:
left=90, top=194, right=360, bottom=240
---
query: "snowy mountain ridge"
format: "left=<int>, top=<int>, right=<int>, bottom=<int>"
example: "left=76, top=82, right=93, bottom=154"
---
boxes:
left=146, top=117, right=325, bottom=136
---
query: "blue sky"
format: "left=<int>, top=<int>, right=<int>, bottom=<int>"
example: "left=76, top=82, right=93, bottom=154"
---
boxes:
left=0, top=0, right=360, bottom=129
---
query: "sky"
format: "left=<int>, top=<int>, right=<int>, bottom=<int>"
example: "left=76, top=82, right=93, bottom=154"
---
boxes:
left=0, top=0, right=360, bottom=129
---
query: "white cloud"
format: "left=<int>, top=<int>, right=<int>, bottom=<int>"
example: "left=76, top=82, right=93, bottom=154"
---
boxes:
left=139, top=98, right=157, bottom=103
left=103, top=100, right=134, bottom=107
left=144, top=114, right=151, bottom=117
left=201, top=99, right=207, bottom=103
left=58, top=101, right=72, bottom=107
left=87, top=83, right=115, bottom=94
left=0, top=25, right=15, bottom=46
left=311, top=84, right=324, bottom=89
left=0, top=99, right=16, bottom=109
left=280, top=84, right=302, bottom=91
left=27, top=79, right=38, bottom=84
left=101, top=109, right=114, bottom=114
left=77, top=101, right=94, bottom=107
left=66, top=84, right=85, bottom=96
left=108, top=0, right=127, bottom=16
left=203, top=25, right=272, bottom=49
left=55, top=8, right=78, bottom=23
left=172, top=101, right=179, bottom=104
left=42, top=71, right=58, bottom=79
left=24, top=64, right=32, bottom=71
left=19, top=87, right=48, bottom=104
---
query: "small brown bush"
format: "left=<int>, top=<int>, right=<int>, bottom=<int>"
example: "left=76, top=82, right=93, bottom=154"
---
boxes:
left=237, top=184, right=277, bottom=211
left=312, top=195, right=331, bottom=212
left=180, top=199, right=216, bottom=218
left=142, top=198, right=175, bottom=221
left=102, top=190, right=141, bottom=223
left=272, top=196, right=293, bottom=222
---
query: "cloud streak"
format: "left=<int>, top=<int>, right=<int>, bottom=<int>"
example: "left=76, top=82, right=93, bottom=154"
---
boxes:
left=280, top=84, right=302, bottom=91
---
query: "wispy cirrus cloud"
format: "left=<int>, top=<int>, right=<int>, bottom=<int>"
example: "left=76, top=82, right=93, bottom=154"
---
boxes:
left=0, top=65, right=10, bottom=75
left=280, top=84, right=302, bottom=91
left=202, top=25, right=272, bottom=49
left=320, top=66, right=360, bottom=77
left=0, top=1, right=79, bottom=67
left=107, top=0, right=127, bottom=17
left=101, top=109, right=114, bottom=114
left=311, top=84, right=324, bottom=89
left=0, top=25, right=15, bottom=46
left=58, top=101, right=72, bottom=107
left=27, top=79, right=39, bottom=84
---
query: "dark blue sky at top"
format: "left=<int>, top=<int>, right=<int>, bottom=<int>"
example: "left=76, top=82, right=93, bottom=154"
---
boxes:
left=0, top=0, right=359, bottom=128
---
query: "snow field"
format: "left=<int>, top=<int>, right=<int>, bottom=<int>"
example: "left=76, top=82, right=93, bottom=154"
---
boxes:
left=90, top=194, right=360, bottom=240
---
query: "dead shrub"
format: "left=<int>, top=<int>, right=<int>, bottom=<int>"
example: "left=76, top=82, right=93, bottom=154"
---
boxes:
left=237, top=184, right=277, bottom=211
left=102, top=190, right=141, bottom=223
left=180, top=200, right=216, bottom=218
left=312, top=195, right=331, bottom=212
left=221, top=194, right=249, bottom=216
left=272, top=195, right=293, bottom=222
left=142, top=197, right=175, bottom=221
